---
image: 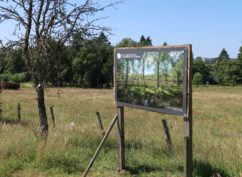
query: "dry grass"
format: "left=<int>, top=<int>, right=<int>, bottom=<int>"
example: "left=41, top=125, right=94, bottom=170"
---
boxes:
left=0, top=86, right=242, bottom=177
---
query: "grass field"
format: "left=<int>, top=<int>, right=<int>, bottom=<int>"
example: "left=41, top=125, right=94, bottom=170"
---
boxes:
left=1, top=86, right=242, bottom=177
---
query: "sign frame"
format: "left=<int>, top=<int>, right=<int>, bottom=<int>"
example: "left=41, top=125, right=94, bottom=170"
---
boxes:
left=114, top=45, right=191, bottom=116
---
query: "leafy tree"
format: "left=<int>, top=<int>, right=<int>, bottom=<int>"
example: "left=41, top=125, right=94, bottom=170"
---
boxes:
left=192, top=72, right=203, bottom=85
left=116, top=38, right=138, bottom=88
left=216, top=60, right=242, bottom=85
left=47, top=41, right=73, bottom=87
left=137, top=35, right=153, bottom=85
left=116, top=38, right=138, bottom=47
left=138, top=35, right=152, bottom=46
left=72, top=32, right=113, bottom=88
left=217, top=48, right=230, bottom=63
left=155, top=51, right=170, bottom=87
left=192, top=57, right=210, bottom=84
left=237, top=46, right=242, bottom=84
left=94, top=32, right=113, bottom=87
left=238, top=46, right=242, bottom=61
left=214, top=48, right=242, bottom=85
left=3, top=49, right=25, bottom=74
left=140, top=35, right=146, bottom=45
left=145, top=37, right=152, bottom=46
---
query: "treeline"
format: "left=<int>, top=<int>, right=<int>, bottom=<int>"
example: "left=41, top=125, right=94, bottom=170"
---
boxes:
left=0, top=32, right=114, bottom=88
left=1, top=33, right=242, bottom=87
left=192, top=48, right=242, bottom=85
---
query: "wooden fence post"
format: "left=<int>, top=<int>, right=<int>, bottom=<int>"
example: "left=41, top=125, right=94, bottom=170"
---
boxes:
left=117, top=106, right=125, bottom=171
left=17, top=103, right=21, bottom=122
left=0, top=87, right=2, bottom=120
left=49, top=106, right=55, bottom=128
left=161, top=119, right=173, bottom=150
left=96, top=112, right=105, bottom=135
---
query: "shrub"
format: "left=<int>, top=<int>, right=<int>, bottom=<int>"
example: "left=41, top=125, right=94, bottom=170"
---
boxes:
left=0, top=82, right=20, bottom=89
left=193, top=72, right=203, bottom=85
left=0, top=72, right=28, bottom=83
left=0, top=74, right=10, bottom=82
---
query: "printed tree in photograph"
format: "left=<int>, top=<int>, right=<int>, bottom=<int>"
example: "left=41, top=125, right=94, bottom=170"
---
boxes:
left=141, top=53, right=147, bottom=86
left=154, top=52, right=161, bottom=88
left=124, top=59, right=130, bottom=88
left=159, top=51, right=171, bottom=86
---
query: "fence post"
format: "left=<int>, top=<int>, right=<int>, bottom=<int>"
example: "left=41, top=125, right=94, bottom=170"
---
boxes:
left=96, top=112, right=105, bottom=136
left=49, top=106, right=55, bottom=128
left=161, top=119, right=173, bottom=150
left=0, top=87, right=2, bottom=120
left=17, top=103, right=21, bottom=122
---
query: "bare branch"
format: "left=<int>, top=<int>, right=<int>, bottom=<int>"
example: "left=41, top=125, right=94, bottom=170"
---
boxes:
left=35, top=0, right=44, bottom=39
left=0, top=5, right=27, bottom=27
left=23, top=0, right=33, bottom=71
left=40, top=0, right=51, bottom=36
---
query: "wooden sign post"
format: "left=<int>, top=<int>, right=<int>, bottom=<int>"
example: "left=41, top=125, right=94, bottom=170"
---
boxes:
left=83, top=44, right=193, bottom=177
left=113, top=45, right=193, bottom=177
left=117, top=106, right=125, bottom=171
left=184, top=45, right=193, bottom=177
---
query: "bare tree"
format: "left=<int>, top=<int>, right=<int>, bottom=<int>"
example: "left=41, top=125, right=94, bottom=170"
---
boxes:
left=0, top=0, right=121, bottom=138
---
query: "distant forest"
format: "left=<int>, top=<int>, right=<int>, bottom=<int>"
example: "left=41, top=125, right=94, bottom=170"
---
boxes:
left=1, top=34, right=242, bottom=87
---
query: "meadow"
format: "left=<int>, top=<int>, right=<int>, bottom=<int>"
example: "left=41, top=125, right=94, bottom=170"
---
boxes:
left=1, top=86, right=242, bottom=177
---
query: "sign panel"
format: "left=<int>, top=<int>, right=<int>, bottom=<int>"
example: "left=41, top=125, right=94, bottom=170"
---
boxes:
left=114, top=45, right=191, bottom=116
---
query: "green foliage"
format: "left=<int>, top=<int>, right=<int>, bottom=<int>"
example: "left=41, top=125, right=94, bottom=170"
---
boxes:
left=116, top=38, right=138, bottom=47
left=0, top=73, right=9, bottom=82
left=1, top=39, right=242, bottom=87
left=117, top=82, right=182, bottom=109
left=215, top=59, right=242, bottom=85
left=238, top=46, right=242, bottom=61
left=2, top=87, right=242, bottom=176
left=72, top=32, right=113, bottom=87
left=138, top=35, right=152, bottom=46
left=211, top=47, right=242, bottom=85
left=217, top=48, right=230, bottom=63
left=0, top=72, right=28, bottom=83
left=192, top=72, right=203, bottom=85
left=192, top=57, right=210, bottom=84
left=214, top=48, right=242, bottom=85
left=2, top=49, right=25, bottom=74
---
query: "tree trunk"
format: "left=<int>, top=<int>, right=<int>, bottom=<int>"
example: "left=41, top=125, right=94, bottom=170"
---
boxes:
left=36, top=84, right=48, bottom=139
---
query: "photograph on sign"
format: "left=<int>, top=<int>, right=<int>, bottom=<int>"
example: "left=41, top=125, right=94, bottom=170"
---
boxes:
left=114, top=46, right=188, bottom=115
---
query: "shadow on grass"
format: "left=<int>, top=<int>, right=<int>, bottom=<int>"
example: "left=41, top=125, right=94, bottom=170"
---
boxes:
left=44, top=156, right=84, bottom=174
left=126, top=164, right=183, bottom=175
left=126, top=165, right=164, bottom=174
left=0, top=118, right=29, bottom=126
left=126, top=160, right=231, bottom=176
left=194, top=160, right=231, bottom=177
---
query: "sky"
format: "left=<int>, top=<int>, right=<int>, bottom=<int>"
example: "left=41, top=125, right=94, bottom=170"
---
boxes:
left=96, top=0, right=242, bottom=58
left=0, top=0, right=242, bottom=58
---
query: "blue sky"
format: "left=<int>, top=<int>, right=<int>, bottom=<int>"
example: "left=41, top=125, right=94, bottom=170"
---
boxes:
left=97, top=0, right=242, bottom=58
left=0, top=0, right=241, bottom=58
